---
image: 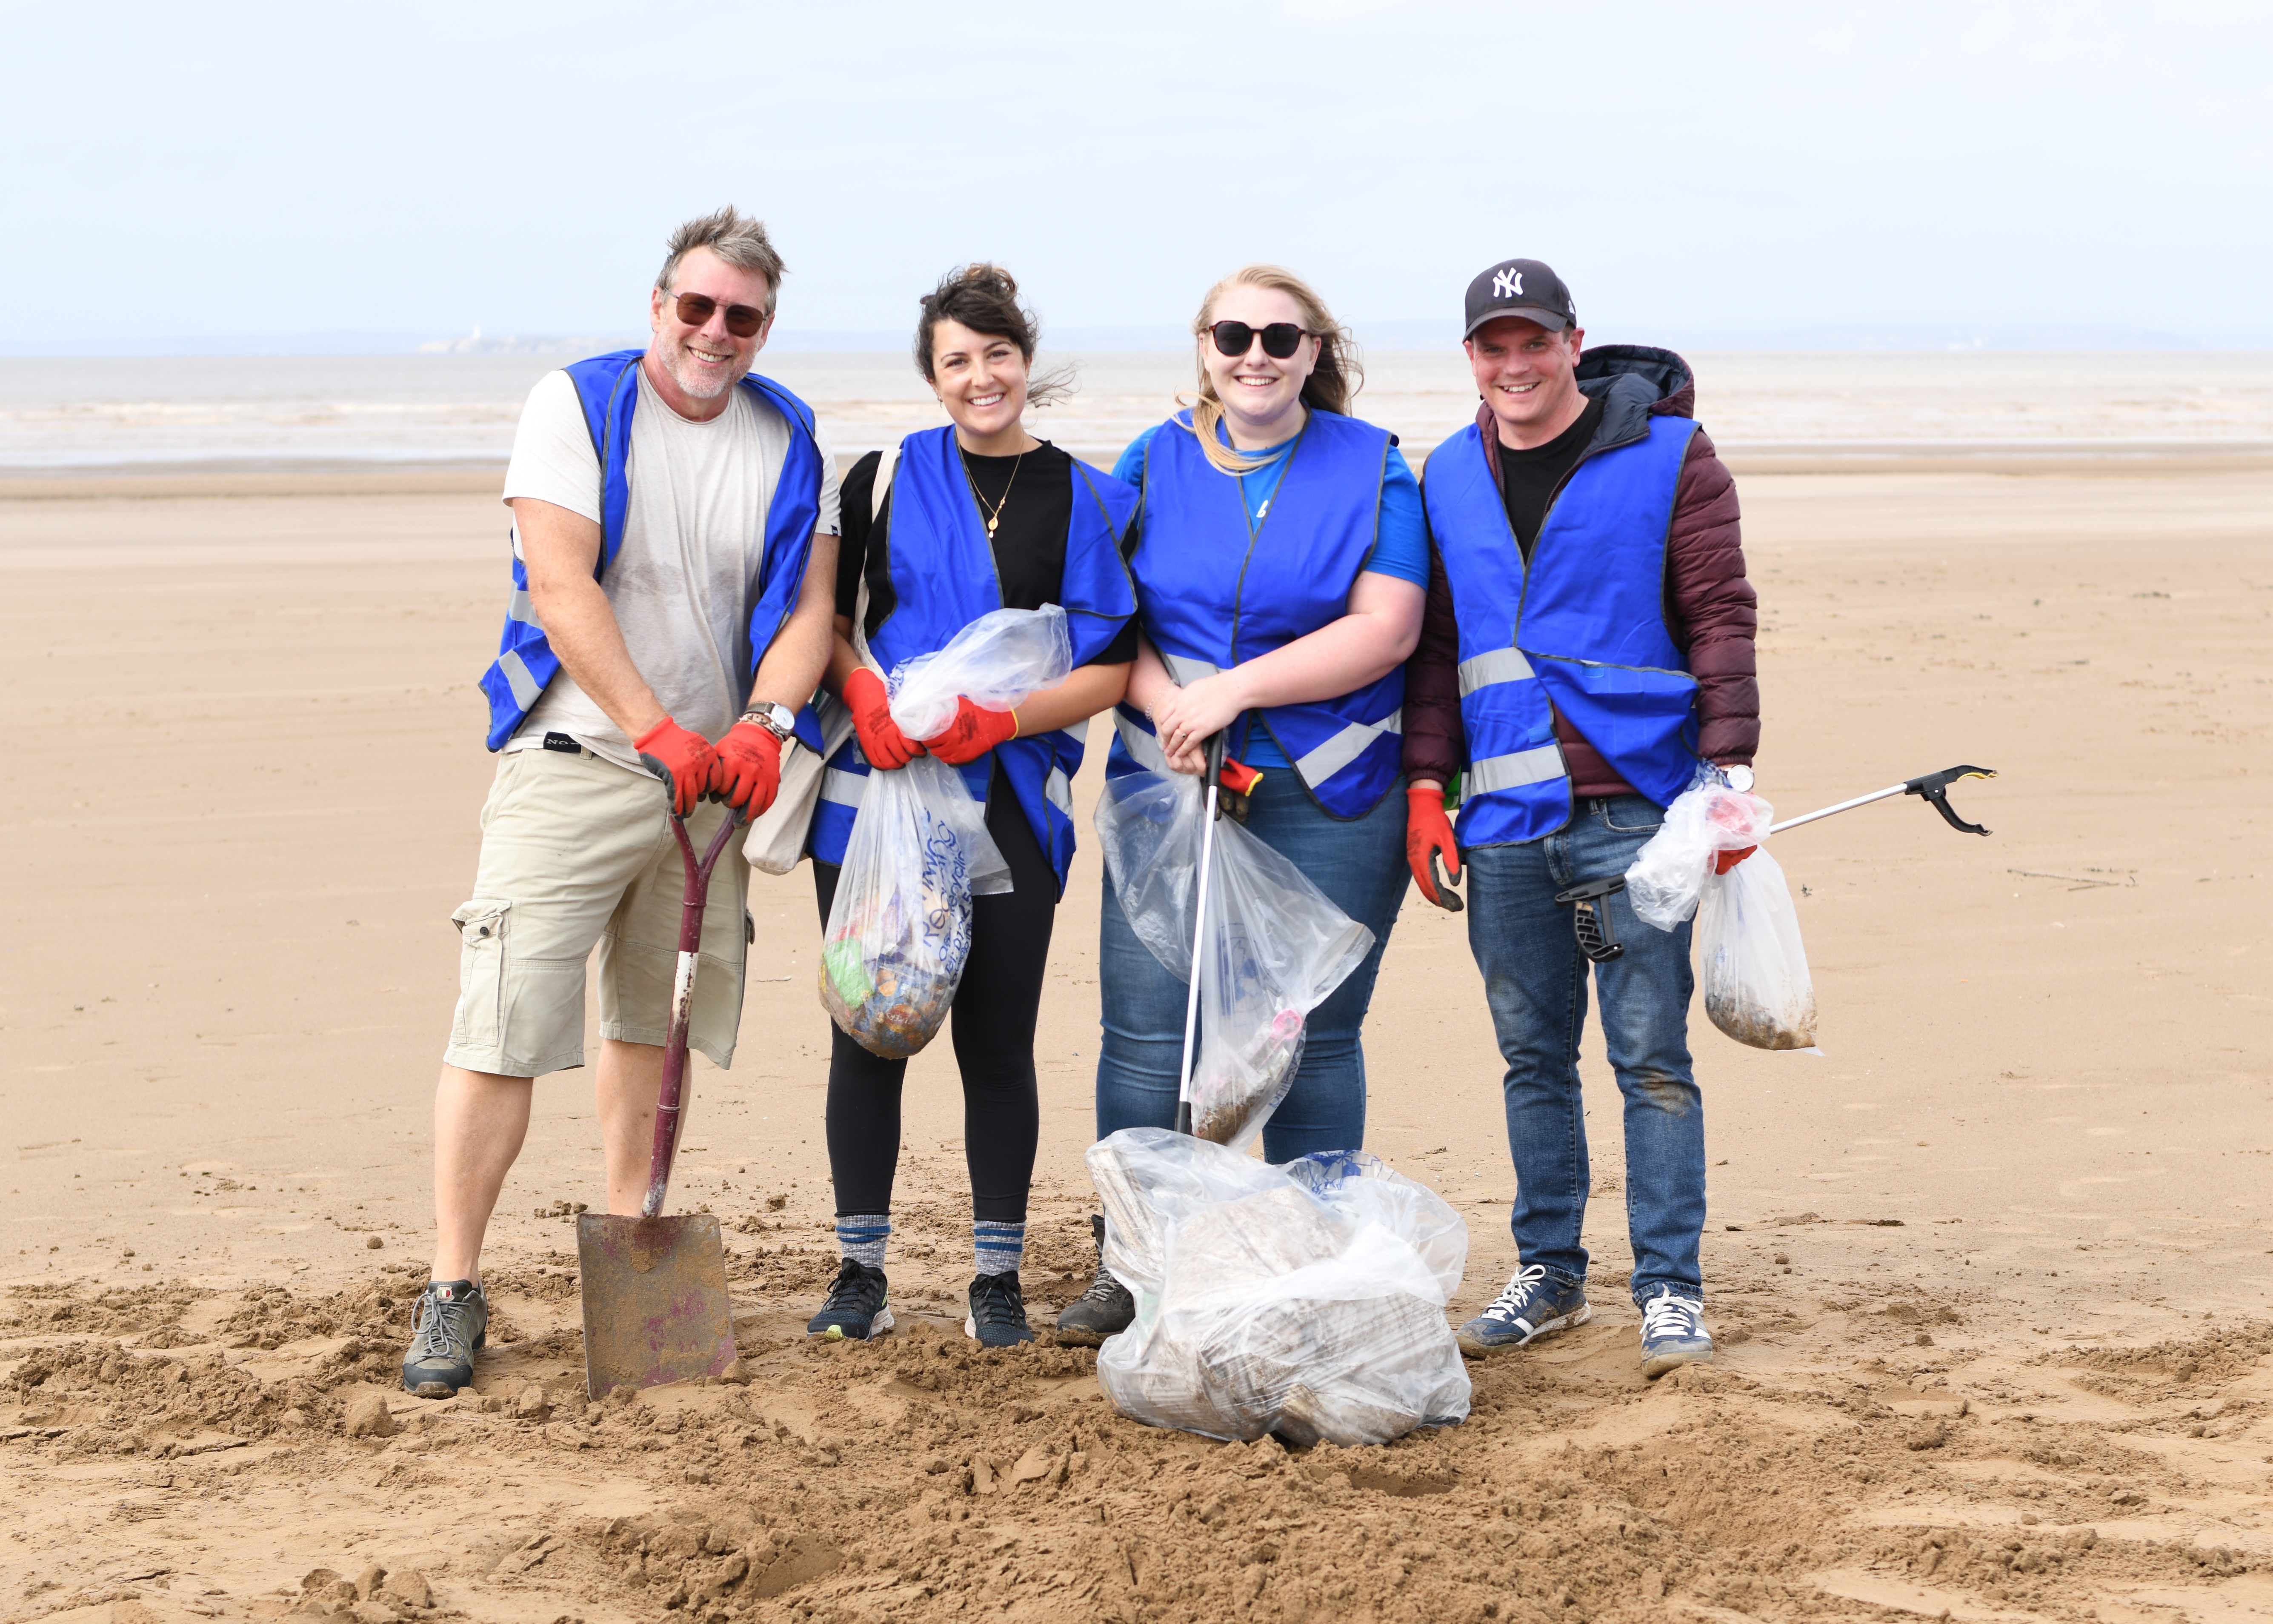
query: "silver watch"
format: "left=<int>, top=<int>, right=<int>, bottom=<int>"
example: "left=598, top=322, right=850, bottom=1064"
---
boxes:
left=1721, top=764, right=1755, bottom=793
left=743, top=702, right=798, bottom=742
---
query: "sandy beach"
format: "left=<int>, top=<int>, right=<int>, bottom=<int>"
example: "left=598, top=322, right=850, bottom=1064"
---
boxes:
left=3, top=455, right=2270, bottom=1622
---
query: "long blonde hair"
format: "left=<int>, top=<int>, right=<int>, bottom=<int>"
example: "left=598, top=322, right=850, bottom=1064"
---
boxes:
left=1187, top=265, right=1363, bottom=474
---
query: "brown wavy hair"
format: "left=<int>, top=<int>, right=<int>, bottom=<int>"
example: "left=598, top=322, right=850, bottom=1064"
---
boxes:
left=1188, top=265, right=1362, bottom=473
left=915, top=263, right=1075, bottom=409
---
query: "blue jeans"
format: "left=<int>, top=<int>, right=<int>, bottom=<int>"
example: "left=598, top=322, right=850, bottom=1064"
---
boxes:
left=1095, top=770, right=1409, bottom=1162
left=1465, top=795, right=1704, bottom=1307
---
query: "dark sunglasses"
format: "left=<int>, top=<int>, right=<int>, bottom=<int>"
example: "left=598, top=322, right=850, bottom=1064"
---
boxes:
left=668, top=291, right=769, bottom=338
left=1208, top=320, right=1313, bottom=360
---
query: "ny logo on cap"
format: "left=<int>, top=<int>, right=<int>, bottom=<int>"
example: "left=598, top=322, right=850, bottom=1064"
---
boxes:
left=1492, top=266, right=1523, bottom=299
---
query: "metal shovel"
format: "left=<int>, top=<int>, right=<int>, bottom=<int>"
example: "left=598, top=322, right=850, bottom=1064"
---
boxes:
left=577, top=797, right=743, bottom=1400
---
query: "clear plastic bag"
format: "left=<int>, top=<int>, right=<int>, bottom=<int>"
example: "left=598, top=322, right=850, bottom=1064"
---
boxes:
left=1087, top=1127, right=1471, bottom=1447
left=1094, top=769, right=1375, bottom=1151
left=818, top=607, right=1073, bottom=1059
left=1695, top=846, right=1818, bottom=1050
left=1624, top=770, right=1775, bottom=932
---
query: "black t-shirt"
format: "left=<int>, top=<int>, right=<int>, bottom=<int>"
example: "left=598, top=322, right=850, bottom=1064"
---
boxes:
left=1496, top=394, right=1604, bottom=561
left=836, top=442, right=1138, bottom=666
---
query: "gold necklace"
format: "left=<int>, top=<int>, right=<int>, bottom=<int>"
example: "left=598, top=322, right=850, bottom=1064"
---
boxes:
left=960, top=446, right=1025, bottom=538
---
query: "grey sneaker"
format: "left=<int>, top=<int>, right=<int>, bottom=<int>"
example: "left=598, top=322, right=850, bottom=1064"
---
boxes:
left=402, top=1280, right=488, bottom=1395
left=807, top=1259, right=894, bottom=1341
left=1055, top=1215, right=1135, bottom=1345
left=1638, top=1287, right=1714, bottom=1378
left=1457, top=1264, right=1590, bottom=1355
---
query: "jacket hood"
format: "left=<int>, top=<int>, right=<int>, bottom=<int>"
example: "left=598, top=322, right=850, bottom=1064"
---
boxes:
left=1576, top=344, right=1696, bottom=438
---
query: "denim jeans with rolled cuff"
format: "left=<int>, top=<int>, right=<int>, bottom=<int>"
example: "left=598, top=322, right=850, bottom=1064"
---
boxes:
left=1464, top=794, right=1706, bottom=1308
left=1092, top=766, right=1409, bottom=1164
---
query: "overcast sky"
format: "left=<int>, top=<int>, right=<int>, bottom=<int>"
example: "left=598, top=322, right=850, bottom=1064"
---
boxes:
left=5, top=0, right=2267, bottom=349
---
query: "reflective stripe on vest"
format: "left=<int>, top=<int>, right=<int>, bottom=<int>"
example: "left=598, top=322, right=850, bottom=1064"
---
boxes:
left=477, top=352, right=823, bottom=751
left=1109, top=409, right=1404, bottom=818
left=802, top=426, right=1138, bottom=895
left=1421, top=413, right=1701, bottom=845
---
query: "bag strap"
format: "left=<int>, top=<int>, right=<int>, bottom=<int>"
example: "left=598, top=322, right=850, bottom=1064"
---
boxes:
left=850, top=443, right=900, bottom=672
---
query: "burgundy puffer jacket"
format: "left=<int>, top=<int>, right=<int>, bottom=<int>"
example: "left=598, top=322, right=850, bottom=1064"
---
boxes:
left=1402, top=346, right=1758, bottom=801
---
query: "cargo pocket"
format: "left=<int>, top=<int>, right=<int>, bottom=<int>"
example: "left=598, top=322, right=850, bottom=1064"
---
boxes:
left=448, top=899, right=512, bottom=1055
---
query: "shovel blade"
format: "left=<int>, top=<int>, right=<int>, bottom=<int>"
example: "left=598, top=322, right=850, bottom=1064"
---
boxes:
left=575, top=1212, right=736, bottom=1400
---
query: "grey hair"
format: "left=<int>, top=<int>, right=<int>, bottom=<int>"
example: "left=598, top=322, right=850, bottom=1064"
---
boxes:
left=656, top=206, right=787, bottom=315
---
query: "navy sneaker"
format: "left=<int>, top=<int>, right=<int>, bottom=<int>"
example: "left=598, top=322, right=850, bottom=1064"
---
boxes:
left=1457, top=1264, right=1590, bottom=1355
left=1638, top=1287, right=1714, bottom=1378
left=808, top=1259, right=894, bottom=1341
left=966, top=1272, right=1034, bottom=1349
left=401, top=1280, right=488, bottom=1395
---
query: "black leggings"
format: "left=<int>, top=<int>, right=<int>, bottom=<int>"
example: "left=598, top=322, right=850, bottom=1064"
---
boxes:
left=813, top=768, right=1056, bottom=1224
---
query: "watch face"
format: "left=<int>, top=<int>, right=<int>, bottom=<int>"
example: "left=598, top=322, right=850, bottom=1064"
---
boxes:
left=1724, top=766, right=1755, bottom=793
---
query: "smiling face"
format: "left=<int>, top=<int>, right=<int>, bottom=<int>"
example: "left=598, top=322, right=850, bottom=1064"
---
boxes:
left=1200, top=283, right=1319, bottom=444
left=648, top=246, right=775, bottom=412
left=927, top=318, right=1031, bottom=446
left=1466, top=315, right=1587, bottom=449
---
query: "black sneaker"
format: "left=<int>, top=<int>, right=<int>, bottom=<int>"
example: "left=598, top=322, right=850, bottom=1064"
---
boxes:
left=966, top=1271, right=1033, bottom=1349
left=401, top=1280, right=488, bottom=1395
left=807, top=1259, right=894, bottom=1341
left=1055, top=1214, right=1134, bottom=1345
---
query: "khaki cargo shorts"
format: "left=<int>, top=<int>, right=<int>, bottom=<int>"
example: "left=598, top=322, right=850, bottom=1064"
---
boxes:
left=443, top=746, right=750, bottom=1078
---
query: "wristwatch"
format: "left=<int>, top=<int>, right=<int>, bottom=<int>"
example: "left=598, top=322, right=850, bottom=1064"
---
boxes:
left=742, top=701, right=798, bottom=742
left=1721, top=764, right=1755, bottom=793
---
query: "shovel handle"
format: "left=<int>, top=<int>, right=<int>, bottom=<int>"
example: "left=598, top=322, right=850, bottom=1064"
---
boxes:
left=644, top=803, right=744, bottom=1220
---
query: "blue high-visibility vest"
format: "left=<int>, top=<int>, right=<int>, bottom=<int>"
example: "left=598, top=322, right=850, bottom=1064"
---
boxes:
left=1419, top=412, right=1701, bottom=845
left=806, top=427, right=1139, bottom=896
left=1105, top=409, right=1404, bottom=819
left=477, top=350, right=825, bottom=752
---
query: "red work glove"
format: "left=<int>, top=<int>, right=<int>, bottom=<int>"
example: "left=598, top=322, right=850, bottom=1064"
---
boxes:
left=632, top=717, right=719, bottom=818
left=923, top=696, right=1020, bottom=766
left=712, top=721, right=783, bottom=817
left=844, top=667, right=921, bottom=770
left=1714, top=845, right=1756, bottom=874
left=1406, top=783, right=1461, bottom=906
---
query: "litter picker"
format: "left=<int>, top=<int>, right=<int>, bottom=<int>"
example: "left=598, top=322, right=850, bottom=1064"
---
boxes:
left=577, top=792, right=743, bottom=1399
left=1770, top=764, right=1997, bottom=837
left=1172, top=734, right=1229, bottom=1138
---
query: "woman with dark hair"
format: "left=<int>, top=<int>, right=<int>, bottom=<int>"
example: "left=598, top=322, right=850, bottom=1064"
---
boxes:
left=802, top=264, right=1139, bottom=1348
left=1055, top=265, right=1427, bottom=1343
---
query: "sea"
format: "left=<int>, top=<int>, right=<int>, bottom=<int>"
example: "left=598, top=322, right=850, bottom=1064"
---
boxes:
left=3, top=349, right=2269, bottom=474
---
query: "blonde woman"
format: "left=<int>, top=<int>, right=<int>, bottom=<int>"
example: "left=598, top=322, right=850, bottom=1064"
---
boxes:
left=1058, top=266, right=1426, bottom=1342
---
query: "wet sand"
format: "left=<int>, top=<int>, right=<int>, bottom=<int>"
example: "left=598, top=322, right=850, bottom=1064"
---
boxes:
left=3, top=461, right=2269, bottom=1622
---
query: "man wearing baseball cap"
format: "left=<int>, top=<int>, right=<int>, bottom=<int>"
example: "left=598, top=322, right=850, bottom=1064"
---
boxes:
left=1402, top=257, right=1759, bottom=1376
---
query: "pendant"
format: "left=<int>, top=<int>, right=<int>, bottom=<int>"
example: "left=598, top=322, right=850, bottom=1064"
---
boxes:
left=986, top=518, right=999, bottom=537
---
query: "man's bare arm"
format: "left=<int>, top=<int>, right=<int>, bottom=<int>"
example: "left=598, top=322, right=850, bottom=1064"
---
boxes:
left=747, top=530, right=839, bottom=718
left=512, top=497, right=665, bottom=739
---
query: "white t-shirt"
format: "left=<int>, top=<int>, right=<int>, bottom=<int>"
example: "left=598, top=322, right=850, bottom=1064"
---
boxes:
left=500, top=363, right=841, bottom=772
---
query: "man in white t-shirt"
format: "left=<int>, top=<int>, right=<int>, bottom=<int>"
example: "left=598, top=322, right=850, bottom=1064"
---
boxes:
left=403, top=206, right=842, bottom=1394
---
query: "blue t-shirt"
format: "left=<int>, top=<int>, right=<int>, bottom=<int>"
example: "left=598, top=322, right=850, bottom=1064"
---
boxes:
left=1113, top=417, right=1426, bottom=768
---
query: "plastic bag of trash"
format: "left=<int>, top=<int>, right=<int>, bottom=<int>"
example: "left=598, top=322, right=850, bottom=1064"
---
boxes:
left=1695, top=845, right=1818, bottom=1050
left=1624, top=770, right=1775, bottom=932
left=1086, top=1127, right=1470, bottom=1447
left=818, top=607, right=1072, bottom=1059
left=1095, top=769, right=1374, bottom=1150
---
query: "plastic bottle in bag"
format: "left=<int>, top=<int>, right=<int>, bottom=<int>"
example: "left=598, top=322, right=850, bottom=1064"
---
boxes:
left=1093, top=768, right=1374, bottom=1151
left=818, top=607, right=1072, bottom=1059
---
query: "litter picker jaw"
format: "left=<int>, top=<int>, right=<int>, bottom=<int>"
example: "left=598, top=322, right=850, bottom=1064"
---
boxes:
left=1769, top=764, right=1997, bottom=838
left=578, top=788, right=744, bottom=1401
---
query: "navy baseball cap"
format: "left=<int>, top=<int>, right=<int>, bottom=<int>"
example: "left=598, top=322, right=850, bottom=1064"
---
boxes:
left=1463, top=258, right=1576, bottom=339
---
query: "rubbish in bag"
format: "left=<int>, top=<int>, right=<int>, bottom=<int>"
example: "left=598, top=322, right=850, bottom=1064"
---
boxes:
left=1086, top=1127, right=1470, bottom=1447
left=818, top=607, right=1072, bottom=1059
left=1624, top=769, right=1774, bottom=931
left=1696, top=845, right=1818, bottom=1049
left=1094, top=769, right=1374, bottom=1151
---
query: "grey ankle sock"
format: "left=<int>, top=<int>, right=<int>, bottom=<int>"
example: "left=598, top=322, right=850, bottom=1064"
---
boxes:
left=836, top=1214, right=889, bottom=1269
left=974, top=1220, right=1024, bottom=1277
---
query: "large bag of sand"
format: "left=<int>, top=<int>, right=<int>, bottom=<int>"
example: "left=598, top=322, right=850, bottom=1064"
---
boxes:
left=1085, top=1128, right=1471, bottom=1447
left=818, top=607, right=1071, bottom=1058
